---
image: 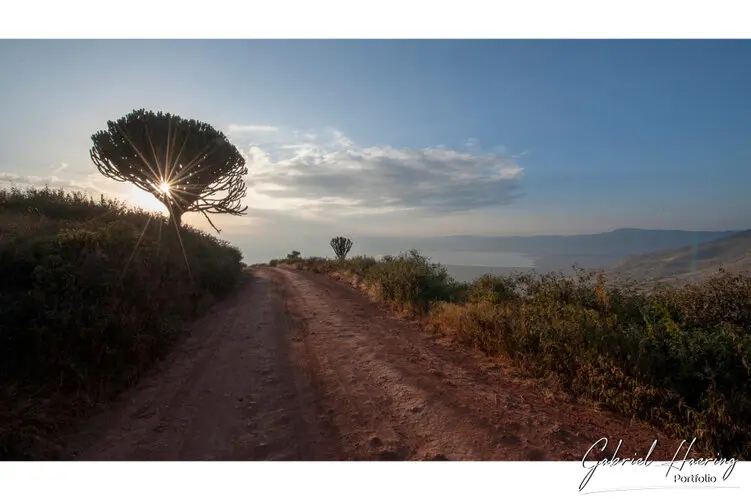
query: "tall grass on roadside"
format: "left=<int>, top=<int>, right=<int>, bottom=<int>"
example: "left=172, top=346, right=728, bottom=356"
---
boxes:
left=289, top=251, right=751, bottom=458
left=0, top=187, right=244, bottom=459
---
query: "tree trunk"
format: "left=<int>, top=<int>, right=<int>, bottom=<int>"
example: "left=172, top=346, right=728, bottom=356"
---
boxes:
left=169, top=210, right=183, bottom=228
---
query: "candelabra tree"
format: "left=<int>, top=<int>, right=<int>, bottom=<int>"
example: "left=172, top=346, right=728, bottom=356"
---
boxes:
left=330, top=236, right=353, bottom=260
left=90, top=109, right=248, bottom=231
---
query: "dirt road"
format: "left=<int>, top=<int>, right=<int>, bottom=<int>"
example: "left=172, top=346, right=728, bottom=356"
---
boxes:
left=65, top=267, right=680, bottom=460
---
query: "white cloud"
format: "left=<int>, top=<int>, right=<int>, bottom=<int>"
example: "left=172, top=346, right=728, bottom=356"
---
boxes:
left=227, top=124, right=278, bottom=133
left=240, top=127, right=524, bottom=219
left=0, top=172, right=83, bottom=190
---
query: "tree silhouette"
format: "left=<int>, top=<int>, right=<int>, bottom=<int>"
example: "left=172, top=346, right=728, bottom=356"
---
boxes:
left=286, top=250, right=301, bottom=262
left=90, top=109, right=248, bottom=231
left=330, top=236, right=353, bottom=260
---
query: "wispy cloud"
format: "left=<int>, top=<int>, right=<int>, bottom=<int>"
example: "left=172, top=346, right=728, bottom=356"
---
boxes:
left=463, top=138, right=480, bottom=152
left=1, top=172, right=77, bottom=188
left=239, top=127, right=524, bottom=218
left=227, top=124, right=279, bottom=133
left=0, top=171, right=121, bottom=199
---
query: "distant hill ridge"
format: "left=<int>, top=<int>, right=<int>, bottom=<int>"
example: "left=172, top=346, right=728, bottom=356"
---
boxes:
left=356, top=228, right=740, bottom=260
left=608, top=229, right=751, bottom=284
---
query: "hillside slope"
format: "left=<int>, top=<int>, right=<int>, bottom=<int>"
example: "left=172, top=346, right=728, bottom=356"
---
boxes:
left=609, top=229, right=751, bottom=284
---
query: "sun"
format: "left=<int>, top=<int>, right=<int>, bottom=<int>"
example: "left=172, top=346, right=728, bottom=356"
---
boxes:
left=158, top=182, right=172, bottom=196
left=125, top=184, right=169, bottom=214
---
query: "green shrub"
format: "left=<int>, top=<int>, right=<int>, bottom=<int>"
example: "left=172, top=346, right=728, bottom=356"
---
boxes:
left=343, top=255, right=378, bottom=277
left=362, top=250, right=462, bottom=311
left=294, top=250, right=464, bottom=311
left=430, top=270, right=751, bottom=457
left=467, top=274, right=519, bottom=304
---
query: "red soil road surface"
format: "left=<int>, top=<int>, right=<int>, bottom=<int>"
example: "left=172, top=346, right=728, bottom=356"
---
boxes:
left=65, top=267, right=683, bottom=461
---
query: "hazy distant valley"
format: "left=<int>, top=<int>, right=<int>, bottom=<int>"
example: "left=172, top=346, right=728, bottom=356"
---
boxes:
left=348, top=228, right=743, bottom=283
left=243, top=228, right=746, bottom=283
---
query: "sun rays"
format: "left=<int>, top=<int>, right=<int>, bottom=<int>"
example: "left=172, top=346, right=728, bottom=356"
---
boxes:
left=91, top=110, right=249, bottom=293
left=111, top=118, right=225, bottom=219
left=116, top=120, right=222, bottom=289
left=159, top=181, right=172, bottom=196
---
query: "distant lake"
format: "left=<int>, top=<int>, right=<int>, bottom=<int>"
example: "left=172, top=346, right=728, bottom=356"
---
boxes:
left=419, top=250, right=535, bottom=268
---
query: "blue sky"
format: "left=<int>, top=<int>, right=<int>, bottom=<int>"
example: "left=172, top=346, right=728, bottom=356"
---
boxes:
left=1, top=40, right=749, bottom=260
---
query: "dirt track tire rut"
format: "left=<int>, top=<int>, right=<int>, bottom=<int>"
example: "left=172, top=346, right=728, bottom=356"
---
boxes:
left=64, top=267, right=679, bottom=461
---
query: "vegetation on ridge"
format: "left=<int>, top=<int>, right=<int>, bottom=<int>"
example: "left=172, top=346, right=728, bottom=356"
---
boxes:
left=0, top=187, right=244, bottom=459
left=279, top=248, right=751, bottom=459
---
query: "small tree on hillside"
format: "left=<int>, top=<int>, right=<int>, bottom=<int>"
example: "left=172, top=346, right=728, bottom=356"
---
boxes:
left=330, top=236, right=353, bottom=260
left=90, top=109, right=248, bottom=231
left=286, top=250, right=301, bottom=262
